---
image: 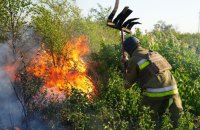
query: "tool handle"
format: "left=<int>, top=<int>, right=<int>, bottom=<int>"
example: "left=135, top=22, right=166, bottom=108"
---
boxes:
left=121, top=30, right=127, bottom=77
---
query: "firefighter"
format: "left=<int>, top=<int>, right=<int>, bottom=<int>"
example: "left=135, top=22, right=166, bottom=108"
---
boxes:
left=123, top=36, right=183, bottom=128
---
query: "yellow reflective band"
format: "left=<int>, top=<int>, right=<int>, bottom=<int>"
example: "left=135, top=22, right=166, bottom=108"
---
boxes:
left=139, top=61, right=150, bottom=70
left=143, top=89, right=178, bottom=97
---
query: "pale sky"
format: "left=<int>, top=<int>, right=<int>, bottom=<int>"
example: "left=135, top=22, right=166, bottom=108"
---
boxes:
left=76, top=0, right=200, bottom=33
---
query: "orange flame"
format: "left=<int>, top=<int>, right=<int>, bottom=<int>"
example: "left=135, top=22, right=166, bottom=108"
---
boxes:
left=27, top=36, right=95, bottom=100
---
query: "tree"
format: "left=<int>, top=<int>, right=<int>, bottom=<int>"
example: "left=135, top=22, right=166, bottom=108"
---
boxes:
left=153, top=21, right=176, bottom=32
left=32, top=0, right=81, bottom=66
left=0, top=0, right=32, bottom=57
left=89, top=4, right=111, bottom=24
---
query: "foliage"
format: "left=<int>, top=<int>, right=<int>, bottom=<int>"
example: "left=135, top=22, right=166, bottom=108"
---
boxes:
left=90, top=43, right=122, bottom=86
left=177, top=106, right=197, bottom=129
left=22, top=6, right=200, bottom=130
left=77, top=4, right=120, bottom=52
left=32, top=0, right=79, bottom=55
left=1, top=1, right=200, bottom=129
left=138, top=106, right=155, bottom=130
left=0, top=0, right=33, bottom=57
left=161, top=111, right=173, bottom=130
left=143, top=27, right=200, bottom=115
left=89, top=4, right=111, bottom=23
left=0, top=0, right=32, bottom=40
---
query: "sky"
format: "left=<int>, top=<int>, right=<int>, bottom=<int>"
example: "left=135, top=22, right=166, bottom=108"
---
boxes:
left=76, top=0, right=200, bottom=33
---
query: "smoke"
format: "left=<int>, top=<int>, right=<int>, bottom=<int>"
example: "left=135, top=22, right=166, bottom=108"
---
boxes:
left=0, top=28, right=51, bottom=130
left=0, top=44, right=23, bottom=129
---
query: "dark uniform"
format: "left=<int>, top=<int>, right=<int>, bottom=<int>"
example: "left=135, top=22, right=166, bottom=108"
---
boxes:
left=124, top=37, right=183, bottom=128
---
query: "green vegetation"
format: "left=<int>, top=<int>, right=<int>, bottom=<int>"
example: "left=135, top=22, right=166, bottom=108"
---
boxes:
left=0, top=0, right=32, bottom=56
left=0, top=0, right=200, bottom=129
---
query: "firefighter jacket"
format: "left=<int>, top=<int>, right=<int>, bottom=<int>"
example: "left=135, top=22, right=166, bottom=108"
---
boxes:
left=125, top=46, right=178, bottom=98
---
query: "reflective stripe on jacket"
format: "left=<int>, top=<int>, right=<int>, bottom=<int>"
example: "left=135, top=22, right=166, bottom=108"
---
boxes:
left=144, top=85, right=178, bottom=97
left=137, top=59, right=150, bottom=70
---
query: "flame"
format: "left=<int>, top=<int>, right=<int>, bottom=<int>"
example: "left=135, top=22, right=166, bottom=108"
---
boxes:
left=27, top=36, right=95, bottom=100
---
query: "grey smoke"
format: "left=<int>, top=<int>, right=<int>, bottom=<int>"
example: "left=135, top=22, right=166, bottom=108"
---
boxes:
left=0, top=44, right=23, bottom=129
left=0, top=28, right=51, bottom=130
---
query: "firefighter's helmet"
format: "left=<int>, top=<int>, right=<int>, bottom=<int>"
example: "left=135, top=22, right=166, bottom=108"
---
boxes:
left=124, top=36, right=140, bottom=55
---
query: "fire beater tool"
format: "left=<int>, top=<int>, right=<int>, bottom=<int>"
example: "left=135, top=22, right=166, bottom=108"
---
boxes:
left=107, top=0, right=141, bottom=77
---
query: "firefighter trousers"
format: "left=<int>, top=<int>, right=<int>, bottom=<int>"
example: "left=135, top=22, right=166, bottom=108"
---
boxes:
left=142, top=94, right=183, bottom=129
